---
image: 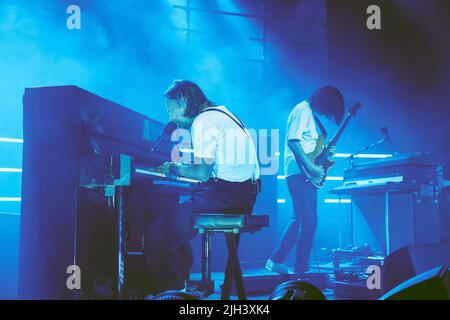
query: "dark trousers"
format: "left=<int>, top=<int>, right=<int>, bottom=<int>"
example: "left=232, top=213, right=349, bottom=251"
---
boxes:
left=270, top=173, right=317, bottom=271
left=144, top=179, right=258, bottom=294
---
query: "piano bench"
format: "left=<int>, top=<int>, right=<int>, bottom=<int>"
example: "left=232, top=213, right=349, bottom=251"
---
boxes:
left=191, top=213, right=269, bottom=300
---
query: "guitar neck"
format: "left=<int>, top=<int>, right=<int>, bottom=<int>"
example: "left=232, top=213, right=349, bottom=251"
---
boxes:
left=328, top=113, right=353, bottom=148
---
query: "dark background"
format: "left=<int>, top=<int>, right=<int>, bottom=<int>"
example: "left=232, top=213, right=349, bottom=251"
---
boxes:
left=327, top=0, right=450, bottom=173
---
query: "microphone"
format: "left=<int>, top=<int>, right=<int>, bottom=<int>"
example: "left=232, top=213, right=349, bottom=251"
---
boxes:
left=381, top=126, right=393, bottom=147
left=151, top=121, right=177, bottom=152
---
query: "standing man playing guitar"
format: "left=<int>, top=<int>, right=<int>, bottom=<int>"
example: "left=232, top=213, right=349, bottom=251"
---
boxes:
left=266, top=86, right=345, bottom=275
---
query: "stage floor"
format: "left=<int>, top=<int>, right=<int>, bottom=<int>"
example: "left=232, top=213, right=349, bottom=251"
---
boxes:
left=189, top=264, right=380, bottom=300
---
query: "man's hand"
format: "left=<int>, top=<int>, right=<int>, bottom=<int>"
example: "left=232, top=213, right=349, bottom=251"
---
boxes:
left=155, top=162, right=174, bottom=175
left=328, top=145, right=336, bottom=156
left=155, top=161, right=213, bottom=181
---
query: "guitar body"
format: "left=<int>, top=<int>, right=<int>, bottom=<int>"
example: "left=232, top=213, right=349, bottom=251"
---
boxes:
left=301, top=102, right=361, bottom=188
left=303, top=135, right=335, bottom=188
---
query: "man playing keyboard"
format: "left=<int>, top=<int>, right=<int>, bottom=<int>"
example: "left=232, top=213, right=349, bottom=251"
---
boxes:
left=150, top=80, right=261, bottom=293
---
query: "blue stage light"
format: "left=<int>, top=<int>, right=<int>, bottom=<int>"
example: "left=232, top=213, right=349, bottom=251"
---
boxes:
left=0, top=138, right=23, bottom=143
left=0, top=168, right=22, bottom=173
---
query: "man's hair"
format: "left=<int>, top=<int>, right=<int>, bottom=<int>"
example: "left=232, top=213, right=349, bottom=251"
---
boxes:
left=308, top=85, right=345, bottom=124
left=164, top=80, right=216, bottom=118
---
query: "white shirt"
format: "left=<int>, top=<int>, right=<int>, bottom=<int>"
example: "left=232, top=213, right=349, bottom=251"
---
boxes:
left=191, top=106, right=260, bottom=182
left=284, top=101, right=319, bottom=177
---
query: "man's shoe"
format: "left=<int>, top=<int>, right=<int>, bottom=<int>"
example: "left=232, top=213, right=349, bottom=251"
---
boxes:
left=288, top=266, right=310, bottom=275
left=265, top=259, right=289, bottom=274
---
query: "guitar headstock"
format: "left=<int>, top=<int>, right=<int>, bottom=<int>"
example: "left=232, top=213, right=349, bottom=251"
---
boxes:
left=348, top=102, right=362, bottom=116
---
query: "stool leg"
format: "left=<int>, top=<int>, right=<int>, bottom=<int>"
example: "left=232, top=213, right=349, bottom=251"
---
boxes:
left=201, top=232, right=213, bottom=297
left=221, top=234, right=233, bottom=299
left=231, top=234, right=246, bottom=300
left=222, top=234, right=246, bottom=300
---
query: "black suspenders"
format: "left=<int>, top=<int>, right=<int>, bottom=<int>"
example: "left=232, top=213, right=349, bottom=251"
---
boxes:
left=198, top=107, right=259, bottom=183
left=200, top=107, right=248, bottom=134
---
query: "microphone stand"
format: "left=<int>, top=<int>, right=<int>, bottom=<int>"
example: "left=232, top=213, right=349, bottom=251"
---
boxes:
left=348, top=136, right=390, bottom=168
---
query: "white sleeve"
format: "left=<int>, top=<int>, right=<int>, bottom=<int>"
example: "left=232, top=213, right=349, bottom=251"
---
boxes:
left=287, top=107, right=309, bottom=140
left=191, top=114, right=218, bottom=160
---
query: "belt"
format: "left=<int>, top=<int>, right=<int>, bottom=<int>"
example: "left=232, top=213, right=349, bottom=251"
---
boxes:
left=207, top=178, right=262, bottom=193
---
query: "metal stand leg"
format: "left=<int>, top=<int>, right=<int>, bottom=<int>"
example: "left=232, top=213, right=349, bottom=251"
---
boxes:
left=385, top=191, right=390, bottom=255
left=350, top=195, right=354, bottom=247
left=114, top=186, right=126, bottom=300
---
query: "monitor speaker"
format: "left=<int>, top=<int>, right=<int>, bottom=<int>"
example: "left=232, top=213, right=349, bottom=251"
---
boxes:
left=381, top=266, right=449, bottom=300
left=383, top=244, right=450, bottom=293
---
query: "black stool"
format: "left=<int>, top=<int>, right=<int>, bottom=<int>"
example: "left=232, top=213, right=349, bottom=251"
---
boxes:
left=192, top=213, right=269, bottom=300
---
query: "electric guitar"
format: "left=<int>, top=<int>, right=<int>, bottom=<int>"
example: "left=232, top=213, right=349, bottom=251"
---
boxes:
left=303, top=102, right=362, bottom=188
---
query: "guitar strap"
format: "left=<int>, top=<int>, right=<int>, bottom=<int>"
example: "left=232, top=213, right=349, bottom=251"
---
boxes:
left=313, top=113, right=327, bottom=138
